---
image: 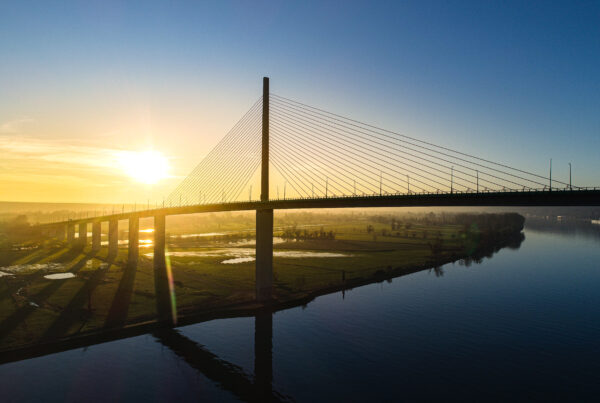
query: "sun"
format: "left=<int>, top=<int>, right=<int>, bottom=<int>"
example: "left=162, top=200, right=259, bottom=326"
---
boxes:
left=118, top=150, right=170, bottom=184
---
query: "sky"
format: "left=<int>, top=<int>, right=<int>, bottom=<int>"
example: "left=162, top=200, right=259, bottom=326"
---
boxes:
left=1, top=0, right=598, bottom=203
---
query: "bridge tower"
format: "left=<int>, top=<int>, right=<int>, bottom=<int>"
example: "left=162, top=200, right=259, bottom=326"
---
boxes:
left=256, top=77, right=273, bottom=301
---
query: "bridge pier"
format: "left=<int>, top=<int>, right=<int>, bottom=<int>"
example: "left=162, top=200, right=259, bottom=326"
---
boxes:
left=78, top=222, right=87, bottom=248
left=153, top=213, right=173, bottom=323
left=92, top=222, right=101, bottom=252
left=256, top=209, right=273, bottom=301
left=67, top=223, right=75, bottom=244
left=128, top=215, right=139, bottom=266
left=108, top=219, right=118, bottom=259
left=56, top=224, right=66, bottom=241
left=255, top=77, right=273, bottom=302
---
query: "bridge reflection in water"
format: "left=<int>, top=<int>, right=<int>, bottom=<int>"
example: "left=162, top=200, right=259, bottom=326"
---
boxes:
left=154, top=312, right=284, bottom=402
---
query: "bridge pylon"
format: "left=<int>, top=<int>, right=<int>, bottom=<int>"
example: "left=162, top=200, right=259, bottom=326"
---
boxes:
left=256, top=77, right=273, bottom=301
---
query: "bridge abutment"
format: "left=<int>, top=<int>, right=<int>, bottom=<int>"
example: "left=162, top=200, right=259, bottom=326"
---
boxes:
left=92, top=222, right=101, bottom=252
left=108, top=219, right=118, bottom=259
left=256, top=209, right=273, bottom=301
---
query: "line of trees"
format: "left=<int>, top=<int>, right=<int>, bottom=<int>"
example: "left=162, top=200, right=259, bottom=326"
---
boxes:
left=281, top=226, right=336, bottom=241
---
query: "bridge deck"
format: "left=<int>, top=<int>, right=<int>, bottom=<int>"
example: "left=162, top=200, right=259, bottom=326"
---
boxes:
left=40, top=188, right=600, bottom=227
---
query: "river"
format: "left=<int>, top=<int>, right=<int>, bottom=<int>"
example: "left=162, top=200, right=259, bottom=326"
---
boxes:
left=1, top=221, right=600, bottom=401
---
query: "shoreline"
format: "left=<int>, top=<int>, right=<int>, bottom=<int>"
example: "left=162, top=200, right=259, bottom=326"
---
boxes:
left=0, top=214, right=526, bottom=362
left=0, top=251, right=462, bottom=364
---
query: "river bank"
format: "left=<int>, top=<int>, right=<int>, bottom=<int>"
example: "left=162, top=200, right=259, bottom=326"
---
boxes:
left=0, top=213, right=524, bottom=353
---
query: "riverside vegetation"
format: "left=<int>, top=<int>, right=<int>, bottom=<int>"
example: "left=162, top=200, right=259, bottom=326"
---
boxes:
left=0, top=211, right=524, bottom=352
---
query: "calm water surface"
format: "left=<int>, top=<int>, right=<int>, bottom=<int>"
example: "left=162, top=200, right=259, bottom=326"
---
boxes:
left=2, top=224, right=600, bottom=402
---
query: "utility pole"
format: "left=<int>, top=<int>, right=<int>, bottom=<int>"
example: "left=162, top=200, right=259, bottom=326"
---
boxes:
left=353, top=179, right=356, bottom=196
left=569, top=162, right=572, bottom=190
left=284, top=182, right=286, bottom=200
left=407, top=175, right=410, bottom=195
left=450, top=166, right=454, bottom=194
left=379, top=171, right=382, bottom=196
left=476, top=170, right=479, bottom=193
left=325, top=178, right=328, bottom=198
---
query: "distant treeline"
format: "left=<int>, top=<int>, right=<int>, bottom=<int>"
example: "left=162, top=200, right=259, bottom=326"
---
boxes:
left=447, top=213, right=524, bottom=233
left=0, top=215, right=42, bottom=253
left=281, top=226, right=336, bottom=240
left=373, top=212, right=524, bottom=228
left=430, top=213, right=525, bottom=267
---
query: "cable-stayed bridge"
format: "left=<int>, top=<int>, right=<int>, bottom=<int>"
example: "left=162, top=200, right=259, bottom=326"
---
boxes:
left=40, top=77, right=600, bottom=314
left=167, top=85, right=591, bottom=205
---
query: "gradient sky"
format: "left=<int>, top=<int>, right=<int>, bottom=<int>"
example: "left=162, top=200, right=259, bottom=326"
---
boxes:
left=1, top=1, right=598, bottom=203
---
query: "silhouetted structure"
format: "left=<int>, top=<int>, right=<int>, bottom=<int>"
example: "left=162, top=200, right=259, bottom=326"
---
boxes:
left=37, top=77, right=600, bottom=318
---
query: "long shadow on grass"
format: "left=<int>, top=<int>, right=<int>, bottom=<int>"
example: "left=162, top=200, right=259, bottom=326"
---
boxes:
left=104, top=261, right=137, bottom=329
left=0, top=252, right=95, bottom=342
left=40, top=257, right=113, bottom=342
left=5, top=246, right=54, bottom=267
left=0, top=247, right=83, bottom=302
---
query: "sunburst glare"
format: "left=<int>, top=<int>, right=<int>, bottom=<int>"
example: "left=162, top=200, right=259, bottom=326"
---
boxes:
left=118, top=150, right=170, bottom=184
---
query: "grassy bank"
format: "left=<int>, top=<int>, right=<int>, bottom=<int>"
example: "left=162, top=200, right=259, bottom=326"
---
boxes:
left=0, top=213, right=524, bottom=352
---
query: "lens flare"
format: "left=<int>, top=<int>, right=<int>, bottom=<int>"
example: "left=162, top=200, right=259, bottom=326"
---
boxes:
left=164, top=247, right=177, bottom=325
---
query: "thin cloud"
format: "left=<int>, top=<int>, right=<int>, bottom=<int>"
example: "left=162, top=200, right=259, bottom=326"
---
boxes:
left=0, top=136, right=174, bottom=178
left=0, top=118, right=34, bottom=134
left=0, top=137, right=118, bottom=169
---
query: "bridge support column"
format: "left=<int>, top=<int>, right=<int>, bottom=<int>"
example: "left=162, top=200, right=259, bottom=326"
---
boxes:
left=92, top=222, right=101, bottom=252
left=154, top=214, right=174, bottom=323
left=57, top=225, right=66, bottom=241
left=78, top=222, right=87, bottom=248
left=128, top=215, right=139, bottom=266
left=67, top=223, right=75, bottom=244
left=108, top=219, right=118, bottom=259
left=256, top=77, right=273, bottom=302
left=256, top=209, right=273, bottom=301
